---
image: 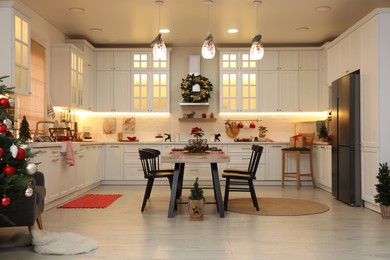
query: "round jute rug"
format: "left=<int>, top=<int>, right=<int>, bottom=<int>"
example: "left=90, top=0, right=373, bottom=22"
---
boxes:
left=227, top=197, right=330, bottom=216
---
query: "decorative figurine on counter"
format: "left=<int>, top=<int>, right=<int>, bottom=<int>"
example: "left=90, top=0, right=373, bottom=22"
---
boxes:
left=214, top=133, right=221, bottom=142
left=164, top=133, right=171, bottom=142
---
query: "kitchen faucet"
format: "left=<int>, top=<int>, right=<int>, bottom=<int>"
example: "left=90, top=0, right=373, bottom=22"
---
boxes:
left=34, top=120, right=59, bottom=137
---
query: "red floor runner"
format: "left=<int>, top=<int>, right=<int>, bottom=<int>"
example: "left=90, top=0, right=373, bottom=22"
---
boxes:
left=59, top=194, right=122, bottom=209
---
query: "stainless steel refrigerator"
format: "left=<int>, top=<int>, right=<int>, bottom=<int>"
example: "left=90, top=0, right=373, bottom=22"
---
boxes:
left=330, top=71, right=363, bottom=206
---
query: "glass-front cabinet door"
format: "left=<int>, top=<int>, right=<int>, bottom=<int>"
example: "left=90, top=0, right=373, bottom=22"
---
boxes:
left=220, top=50, right=258, bottom=112
left=131, top=51, right=169, bottom=112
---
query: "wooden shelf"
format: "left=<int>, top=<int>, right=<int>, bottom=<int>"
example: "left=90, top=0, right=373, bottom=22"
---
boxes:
left=179, top=102, right=209, bottom=106
left=178, top=118, right=216, bottom=122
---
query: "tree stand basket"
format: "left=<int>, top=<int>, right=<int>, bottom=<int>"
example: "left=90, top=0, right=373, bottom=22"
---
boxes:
left=380, top=204, right=390, bottom=219
left=188, top=199, right=205, bottom=221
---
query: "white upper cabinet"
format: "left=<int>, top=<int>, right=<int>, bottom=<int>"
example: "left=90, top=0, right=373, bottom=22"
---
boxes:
left=0, top=6, right=30, bottom=94
left=327, top=28, right=362, bottom=84
left=299, top=50, right=319, bottom=70
left=260, top=50, right=298, bottom=71
left=95, top=51, right=131, bottom=112
left=51, top=44, right=84, bottom=109
left=130, top=51, right=170, bottom=112
left=220, top=51, right=258, bottom=112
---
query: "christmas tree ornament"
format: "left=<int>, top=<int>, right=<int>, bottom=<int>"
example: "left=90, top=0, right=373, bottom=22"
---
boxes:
left=26, top=163, right=37, bottom=175
left=3, top=164, right=16, bottom=176
left=25, top=187, right=34, bottom=197
left=15, top=147, right=26, bottom=160
left=1, top=195, right=11, bottom=206
left=0, top=147, right=3, bottom=157
left=0, top=124, right=7, bottom=133
left=0, top=97, right=10, bottom=108
left=8, top=97, right=15, bottom=107
left=10, top=144, right=18, bottom=158
left=3, top=118, right=12, bottom=128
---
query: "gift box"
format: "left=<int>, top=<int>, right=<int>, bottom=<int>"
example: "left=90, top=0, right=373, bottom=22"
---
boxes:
left=289, top=134, right=306, bottom=148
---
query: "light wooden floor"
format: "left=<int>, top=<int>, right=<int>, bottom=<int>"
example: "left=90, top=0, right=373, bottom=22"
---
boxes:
left=1, top=185, right=389, bottom=259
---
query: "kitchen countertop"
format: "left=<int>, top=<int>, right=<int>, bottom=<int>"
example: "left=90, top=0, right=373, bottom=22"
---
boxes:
left=28, top=141, right=290, bottom=148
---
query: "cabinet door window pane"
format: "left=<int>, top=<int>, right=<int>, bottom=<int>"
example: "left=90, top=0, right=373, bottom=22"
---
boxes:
left=14, top=14, right=29, bottom=92
left=133, top=54, right=148, bottom=69
left=242, top=73, right=257, bottom=111
left=222, top=54, right=237, bottom=69
left=133, top=73, right=148, bottom=110
left=221, top=73, right=237, bottom=110
left=152, top=74, right=167, bottom=110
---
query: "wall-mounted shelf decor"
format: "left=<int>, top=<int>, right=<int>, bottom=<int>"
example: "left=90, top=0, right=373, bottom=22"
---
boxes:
left=178, top=118, right=216, bottom=122
left=180, top=102, right=209, bottom=106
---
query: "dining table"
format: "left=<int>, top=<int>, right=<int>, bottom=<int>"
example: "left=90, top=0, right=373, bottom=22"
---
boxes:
left=161, top=151, right=230, bottom=218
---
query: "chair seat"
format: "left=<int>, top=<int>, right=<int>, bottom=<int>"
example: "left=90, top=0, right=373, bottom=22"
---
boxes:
left=222, top=171, right=253, bottom=179
left=149, top=171, right=174, bottom=178
left=282, top=147, right=311, bottom=152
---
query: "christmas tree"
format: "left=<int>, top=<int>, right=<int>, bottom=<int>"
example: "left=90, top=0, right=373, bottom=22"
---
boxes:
left=0, top=76, right=37, bottom=222
left=19, top=115, right=32, bottom=144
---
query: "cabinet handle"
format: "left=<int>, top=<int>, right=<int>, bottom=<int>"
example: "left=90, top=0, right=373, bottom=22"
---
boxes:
left=79, top=155, right=84, bottom=158
left=271, top=145, right=282, bottom=148
left=51, top=158, right=60, bottom=162
left=37, top=150, right=48, bottom=154
left=109, top=146, right=121, bottom=148
left=241, top=148, right=251, bottom=150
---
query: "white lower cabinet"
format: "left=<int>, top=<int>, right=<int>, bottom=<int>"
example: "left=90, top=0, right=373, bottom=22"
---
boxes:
left=361, top=146, right=379, bottom=205
left=31, top=144, right=104, bottom=205
left=123, top=144, right=161, bottom=181
left=312, top=144, right=332, bottom=191
left=104, top=144, right=124, bottom=180
left=32, top=147, right=62, bottom=203
left=266, top=144, right=288, bottom=180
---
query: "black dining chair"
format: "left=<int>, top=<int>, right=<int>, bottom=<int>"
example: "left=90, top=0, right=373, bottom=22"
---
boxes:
left=138, top=149, right=174, bottom=212
left=222, top=145, right=264, bottom=211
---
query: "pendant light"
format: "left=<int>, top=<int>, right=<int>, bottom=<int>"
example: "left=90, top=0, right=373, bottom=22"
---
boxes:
left=151, top=0, right=167, bottom=60
left=201, top=0, right=216, bottom=60
left=250, top=0, right=264, bottom=60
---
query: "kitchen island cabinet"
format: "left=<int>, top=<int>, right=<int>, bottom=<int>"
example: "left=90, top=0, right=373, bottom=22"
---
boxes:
left=312, top=144, right=332, bottom=192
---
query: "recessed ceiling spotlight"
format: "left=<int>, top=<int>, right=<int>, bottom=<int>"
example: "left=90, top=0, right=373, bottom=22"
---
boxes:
left=227, top=28, right=239, bottom=33
left=296, top=27, right=309, bottom=31
left=68, top=7, right=85, bottom=13
left=315, top=6, right=331, bottom=12
left=90, top=28, right=103, bottom=32
left=159, top=28, right=170, bottom=33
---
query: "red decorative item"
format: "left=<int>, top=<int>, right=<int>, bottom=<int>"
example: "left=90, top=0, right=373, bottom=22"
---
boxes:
left=0, top=147, right=3, bottom=157
left=3, top=164, right=16, bottom=176
left=0, top=124, right=7, bottom=133
left=15, top=147, right=26, bottom=160
left=238, top=122, right=244, bottom=128
left=1, top=195, right=11, bottom=206
left=0, top=98, right=10, bottom=108
left=250, top=122, right=256, bottom=128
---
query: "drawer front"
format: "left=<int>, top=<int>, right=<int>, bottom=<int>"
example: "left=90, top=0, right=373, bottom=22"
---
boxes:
left=124, top=152, right=140, bottom=164
left=123, top=144, right=161, bottom=153
left=123, top=164, right=144, bottom=180
left=228, top=145, right=254, bottom=153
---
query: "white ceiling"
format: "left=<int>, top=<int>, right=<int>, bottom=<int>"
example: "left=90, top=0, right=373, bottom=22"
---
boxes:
left=18, top=0, right=390, bottom=47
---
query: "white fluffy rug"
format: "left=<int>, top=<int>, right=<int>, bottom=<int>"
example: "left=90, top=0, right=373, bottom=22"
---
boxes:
left=32, top=230, right=99, bottom=255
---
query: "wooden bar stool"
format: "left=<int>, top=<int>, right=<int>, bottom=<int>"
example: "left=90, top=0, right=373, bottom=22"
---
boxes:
left=281, top=133, right=316, bottom=189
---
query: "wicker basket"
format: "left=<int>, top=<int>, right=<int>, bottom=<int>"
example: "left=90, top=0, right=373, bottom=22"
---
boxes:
left=380, top=204, right=390, bottom=219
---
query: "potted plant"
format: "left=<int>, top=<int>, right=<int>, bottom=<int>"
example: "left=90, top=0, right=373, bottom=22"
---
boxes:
left=374, top=162, right=390, bottom=219
left=258, top=126, right=268, bottom=141
left=318, top=123, right=329, bottom=142
left=188, top=177, right=205, bottom=220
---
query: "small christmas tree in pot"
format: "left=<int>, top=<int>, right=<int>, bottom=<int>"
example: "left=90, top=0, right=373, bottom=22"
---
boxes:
left=188, top=177, right=205, bottom=221
left=374, top=162, right=390, bottom=219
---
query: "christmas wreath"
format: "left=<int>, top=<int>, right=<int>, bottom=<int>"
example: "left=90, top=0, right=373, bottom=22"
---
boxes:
left=180, top=74, right=213, bottom=103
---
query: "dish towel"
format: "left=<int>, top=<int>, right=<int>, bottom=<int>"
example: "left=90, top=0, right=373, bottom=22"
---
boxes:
left=64, top=141, right=75, bottom=166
